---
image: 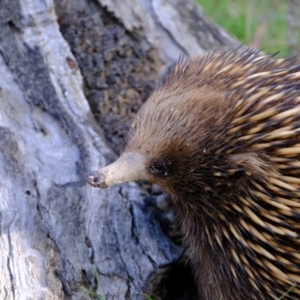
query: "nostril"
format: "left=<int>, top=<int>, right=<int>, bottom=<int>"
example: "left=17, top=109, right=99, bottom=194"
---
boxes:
left=92, top=176, right=100, bottom=183
left=87, top=172, right=108, bottom=188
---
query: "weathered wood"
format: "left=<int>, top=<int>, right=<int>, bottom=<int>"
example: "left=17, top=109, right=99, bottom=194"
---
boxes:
left=0, top=0, right=238, bottom=299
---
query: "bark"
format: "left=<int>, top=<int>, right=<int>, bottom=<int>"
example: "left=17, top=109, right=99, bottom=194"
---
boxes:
left=0, top=0, right=238, bottom=299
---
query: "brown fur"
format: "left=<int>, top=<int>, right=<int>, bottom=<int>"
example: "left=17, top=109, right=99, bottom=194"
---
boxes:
left=124, top=49, right=300, bottom=299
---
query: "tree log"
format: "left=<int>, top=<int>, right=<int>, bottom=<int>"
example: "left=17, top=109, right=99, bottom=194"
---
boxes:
left=0, top=0, right=238, bottom=299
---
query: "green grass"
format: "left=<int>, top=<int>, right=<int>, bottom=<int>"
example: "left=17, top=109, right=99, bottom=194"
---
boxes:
left=81, top=265, right=156, bottom=300
left=81, top=265, right=105, bottom=300
left=197, top=0, right=294, bottom=57
left=143, top=293, right=154, bottom=300
left=277, top=285, right=295, bottom=300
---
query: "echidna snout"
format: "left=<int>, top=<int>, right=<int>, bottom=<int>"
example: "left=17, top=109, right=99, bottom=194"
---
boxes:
left=88, top=152, right=147, bottom=188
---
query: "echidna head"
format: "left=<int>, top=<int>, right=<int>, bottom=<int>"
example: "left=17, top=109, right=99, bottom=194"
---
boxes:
left=87, top=58, right=269, bottom=202
left=88, top=84, right=228, bottom=195
left=89, top=53, right=274, bottom=203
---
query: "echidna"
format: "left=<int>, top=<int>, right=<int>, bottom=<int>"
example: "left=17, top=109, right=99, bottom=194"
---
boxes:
left=87, top=48, right=300, bottom=300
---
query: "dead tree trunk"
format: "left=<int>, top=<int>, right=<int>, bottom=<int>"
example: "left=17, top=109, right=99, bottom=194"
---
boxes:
left=0, top=0, right=238, bottom=299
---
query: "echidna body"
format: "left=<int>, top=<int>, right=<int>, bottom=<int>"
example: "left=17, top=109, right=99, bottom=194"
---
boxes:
left=88, top=49, right=300, bottom=300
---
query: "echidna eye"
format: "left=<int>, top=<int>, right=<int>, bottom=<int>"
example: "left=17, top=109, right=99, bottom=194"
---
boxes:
left=150, top=160, right=170, bottom=178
